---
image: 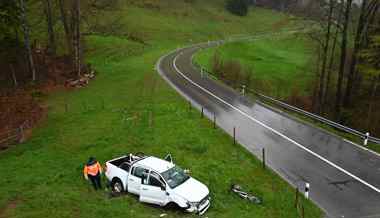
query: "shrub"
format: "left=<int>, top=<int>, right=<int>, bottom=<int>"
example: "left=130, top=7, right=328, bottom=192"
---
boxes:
left=226, top=0, right=249, bottom=16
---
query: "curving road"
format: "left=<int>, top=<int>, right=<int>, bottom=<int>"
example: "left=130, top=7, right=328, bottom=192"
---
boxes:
left=156, top=41, right=380, bottom=218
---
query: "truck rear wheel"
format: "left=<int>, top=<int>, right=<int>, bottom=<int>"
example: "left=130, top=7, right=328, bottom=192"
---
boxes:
left=111, top=179, right=124, bottom=193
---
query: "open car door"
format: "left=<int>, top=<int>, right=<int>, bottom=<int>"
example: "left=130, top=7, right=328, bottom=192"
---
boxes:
left=139, top=172, right=168, bottom=206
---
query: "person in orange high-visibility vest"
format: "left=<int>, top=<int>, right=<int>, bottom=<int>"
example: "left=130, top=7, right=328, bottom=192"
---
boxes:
left=83, top=157, right=103, bottom=190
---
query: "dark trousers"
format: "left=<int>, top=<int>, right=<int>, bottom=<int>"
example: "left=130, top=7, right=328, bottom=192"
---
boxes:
left=88, top=173, right=102, bottom=190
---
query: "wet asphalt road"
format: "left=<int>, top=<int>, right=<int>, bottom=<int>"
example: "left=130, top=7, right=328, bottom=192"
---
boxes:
left=156, top=42, right=380, bottom=218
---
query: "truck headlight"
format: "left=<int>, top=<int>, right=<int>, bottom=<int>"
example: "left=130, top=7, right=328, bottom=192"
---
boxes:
left=187, top=201, right=199, bottom=208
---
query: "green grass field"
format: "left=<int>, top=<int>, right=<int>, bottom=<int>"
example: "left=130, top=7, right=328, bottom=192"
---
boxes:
left=0, top=1, right=322, bottom=218
left=194, top=32, right=316, bottom=98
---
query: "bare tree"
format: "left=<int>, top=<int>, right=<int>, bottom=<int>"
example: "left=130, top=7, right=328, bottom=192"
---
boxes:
left=324, top=8, right=342, bottom=108
left=44, top=0, right=56, bottom=55
left=72, top=0, right=81, bottom=77
left=19, top=0, right=36, bottom=82
left=335, top=0, right=352, bottom=120
left=344, top=0, right=380, bottom=106
left=318, top=0, right=335, bottom=114
left=57, top=0, right=72, bottom=53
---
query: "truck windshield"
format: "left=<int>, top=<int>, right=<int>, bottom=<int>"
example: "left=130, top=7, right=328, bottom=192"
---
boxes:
left=161, top=166, right=190, bottom=189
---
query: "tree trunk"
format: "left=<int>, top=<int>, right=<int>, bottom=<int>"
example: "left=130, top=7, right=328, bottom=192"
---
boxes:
left=324, top=7, right=342, bottom=113
left=318, top=0, right=334, bottom=114
left=312, top=47, right=322, bottom=113
left=10, top=64, right=18, bottom=87
left=57, top=0, right=72, bottom=53
left=335, top=0, right=352, bottom=121
left=44, top=0, right=56, bottom=55
left=72, top=0, right=81, bottom=77
left=19, top=0, right=36, bottom=82
left=343, top=0, right=368, bottom=107
left=367, top=76, right=379, bottom=130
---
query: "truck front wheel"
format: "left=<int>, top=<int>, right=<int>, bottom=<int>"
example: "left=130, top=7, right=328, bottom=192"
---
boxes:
left=111, top=178, right=124, bottom=193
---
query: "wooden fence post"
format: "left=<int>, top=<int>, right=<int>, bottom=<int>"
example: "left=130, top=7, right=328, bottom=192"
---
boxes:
left=295, top=188, right=299, bottom=208
left=262, top=148, right=266, bottom=170
left=213, top=113, right=216, bottom=129
left=82, top=101, right=87, bottom=111
left=19, top=125, right=25, bottom=143
left=233, top=127, right=236, bottom=145
left=149, top=111, right=153, bottom=128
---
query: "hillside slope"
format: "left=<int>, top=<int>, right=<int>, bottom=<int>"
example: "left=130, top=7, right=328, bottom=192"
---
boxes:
left=0, top=1, right=322, bottom=218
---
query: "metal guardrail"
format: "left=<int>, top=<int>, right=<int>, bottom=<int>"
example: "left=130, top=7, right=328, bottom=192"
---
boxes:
left=251, top=91, right=380, bottom=145
left=192, top=55, right=380, bottom=145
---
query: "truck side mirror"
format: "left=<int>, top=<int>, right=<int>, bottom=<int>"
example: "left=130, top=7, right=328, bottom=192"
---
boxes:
left=164, top=154, right=173, bottom=163
left=160, top=183, right=166, bottom=191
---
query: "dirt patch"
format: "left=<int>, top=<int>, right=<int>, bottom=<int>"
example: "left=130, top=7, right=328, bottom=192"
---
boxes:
left=0, top=89, right=46, bottom=150
left=272, top=18, right=291, bottom=31
left=0, top=48, right=94, bottom=150
left=0, top=199, right=21, bottom=218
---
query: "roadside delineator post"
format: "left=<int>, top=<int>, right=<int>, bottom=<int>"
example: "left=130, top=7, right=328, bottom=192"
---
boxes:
left=201, top=107, right=204, bottom=118
left=364, top=132, right=370, bottom=146
left=305, top=182, right=310, bottom=199
left=242, top=85, right=246, bottom=96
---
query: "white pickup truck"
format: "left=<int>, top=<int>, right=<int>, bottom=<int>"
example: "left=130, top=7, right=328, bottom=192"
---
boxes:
left=105, top=154, right=211, bottom=215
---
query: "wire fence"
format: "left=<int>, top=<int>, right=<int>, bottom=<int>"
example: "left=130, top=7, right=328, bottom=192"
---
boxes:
left=0, top=120, right=32, bottom=149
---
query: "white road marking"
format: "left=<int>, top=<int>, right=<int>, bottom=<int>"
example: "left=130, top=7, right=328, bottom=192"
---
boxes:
left=343, top=139, right=380, bottom=158
left=172, top=51, right=380, bottom=194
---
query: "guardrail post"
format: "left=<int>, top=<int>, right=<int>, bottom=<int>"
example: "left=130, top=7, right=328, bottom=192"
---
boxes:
left=364, top=132, right=370, bottom=146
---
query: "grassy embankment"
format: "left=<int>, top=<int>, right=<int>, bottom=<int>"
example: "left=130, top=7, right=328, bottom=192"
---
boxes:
left=0, top=1, right=322, bottom=218
left=194, top=30, right=316, bottom=98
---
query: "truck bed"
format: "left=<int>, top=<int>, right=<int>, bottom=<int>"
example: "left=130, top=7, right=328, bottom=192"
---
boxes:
left=109, top=156, right=132, bottom=167
left=108, top=154, right=145, bottom=172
